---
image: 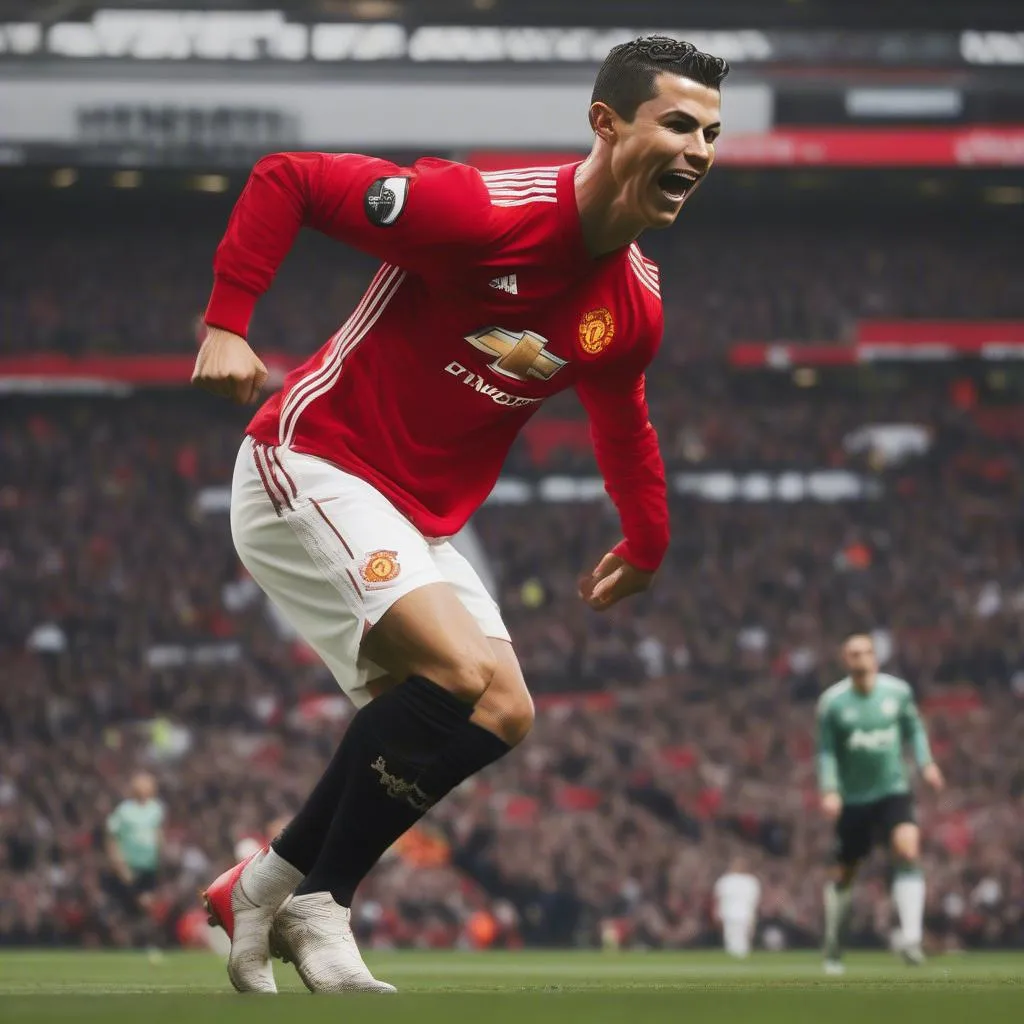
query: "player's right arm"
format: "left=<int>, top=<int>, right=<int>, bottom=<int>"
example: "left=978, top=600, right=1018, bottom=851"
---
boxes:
left=193, top=153, right=494, bottom=402
left=816, top=697, right=842, bottom=819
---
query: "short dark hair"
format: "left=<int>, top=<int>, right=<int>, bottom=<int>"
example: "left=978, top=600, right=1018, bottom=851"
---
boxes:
left=592, top=36, right=730, bottom=122
left=842, top=633, right=875, bottom=651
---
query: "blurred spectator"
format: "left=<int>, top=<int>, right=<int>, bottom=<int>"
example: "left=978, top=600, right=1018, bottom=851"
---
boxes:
left=2, top=196, right=1021, bottom=358
left=1, top=374, right=1022, bottom=950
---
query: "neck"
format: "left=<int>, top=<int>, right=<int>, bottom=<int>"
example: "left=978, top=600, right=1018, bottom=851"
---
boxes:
left=573, top=154, right=646, bottom=257
left=852, top=672, right=876, bottom=694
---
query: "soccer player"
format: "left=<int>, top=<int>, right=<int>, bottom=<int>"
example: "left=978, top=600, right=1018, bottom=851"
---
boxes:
left=817, top=634, right=944, bottom=973
left=192, top=36, right=728, bottom=993
left=105, top=772, right=166, bottom=952
left=713, top=856, right=761, bottom=958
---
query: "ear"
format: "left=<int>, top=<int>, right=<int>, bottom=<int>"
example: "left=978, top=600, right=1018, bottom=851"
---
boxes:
left=589, top=101, right=619, bottom=142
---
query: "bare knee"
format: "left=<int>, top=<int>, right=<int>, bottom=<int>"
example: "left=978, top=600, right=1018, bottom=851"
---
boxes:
left=469, top=639, right=534, bottom=746
left=474, top=688, right=535, bottom=747
left=506, top=692, right=536, bottom=745
left=891, top=824, right=920, bottom=863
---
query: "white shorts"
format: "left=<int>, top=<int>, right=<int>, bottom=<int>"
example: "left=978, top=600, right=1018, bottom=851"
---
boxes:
left=230, top=439, right=509, bottom=708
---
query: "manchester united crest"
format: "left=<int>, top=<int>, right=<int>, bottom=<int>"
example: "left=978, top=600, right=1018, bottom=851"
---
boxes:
left=360, top=550, right=401, bottom=584
left=578, top=307, right=615, bottom=355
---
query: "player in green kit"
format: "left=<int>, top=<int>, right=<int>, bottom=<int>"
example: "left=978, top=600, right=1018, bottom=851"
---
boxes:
left=106, top=772, right=166, bottom=952
left=817, top=635, right=944, bottom=974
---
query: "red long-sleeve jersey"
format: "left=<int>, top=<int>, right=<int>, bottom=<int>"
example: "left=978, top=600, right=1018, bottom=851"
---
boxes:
left=205, top=153, right=669, bottom=571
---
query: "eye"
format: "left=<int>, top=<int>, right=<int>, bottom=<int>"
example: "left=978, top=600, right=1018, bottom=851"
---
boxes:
left=705, top=130, right=720, bottom=144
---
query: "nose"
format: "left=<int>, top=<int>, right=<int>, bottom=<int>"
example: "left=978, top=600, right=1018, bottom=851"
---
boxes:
left=684, top=131, right=711, bottom=172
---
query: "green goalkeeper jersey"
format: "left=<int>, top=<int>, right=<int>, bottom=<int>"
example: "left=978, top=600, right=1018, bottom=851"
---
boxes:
left=816, top=673, right=933, bottom=805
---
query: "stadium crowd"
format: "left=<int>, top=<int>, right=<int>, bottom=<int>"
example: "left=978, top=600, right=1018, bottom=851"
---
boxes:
left=3, top=197, right=1022, bottom=357
left=1, top=371, right=1022, bottom=951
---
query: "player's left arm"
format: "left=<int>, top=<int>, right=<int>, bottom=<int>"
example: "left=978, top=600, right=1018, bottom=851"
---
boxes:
left=900, top=686, right=944, bottom=790
left=105, top=805, right=133, bottom=884
left=155, top=802, right=167, bottom=861
left=575, top=333, right=668, bottom=611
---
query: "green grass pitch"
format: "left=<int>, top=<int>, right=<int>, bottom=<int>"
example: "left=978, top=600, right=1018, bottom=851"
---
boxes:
left=1, top=950, right=1021, bottom=1023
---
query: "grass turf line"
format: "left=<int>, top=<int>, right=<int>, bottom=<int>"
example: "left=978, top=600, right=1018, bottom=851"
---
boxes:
left=0, top=950, right=1020, bottom=1023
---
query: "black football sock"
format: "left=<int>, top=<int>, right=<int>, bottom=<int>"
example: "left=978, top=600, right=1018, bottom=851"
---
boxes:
left=272, top=684, right=513, bottom=876
left=271, top=741, right=350, bottom=875
left=295, top=687, right=511, bottom=906
left=273, top=675, right=469, bottom=873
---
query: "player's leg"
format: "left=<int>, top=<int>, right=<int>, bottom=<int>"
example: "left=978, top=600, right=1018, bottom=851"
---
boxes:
left=202, top=440, right=340, bottom=992
left=216, top=440, right=450, bottom=993
left=268, top=641, right=530, bottom=880
left=220, top=443, right=527, bottom=991
left=823, top=803, right=869, bottom=972
left=276, top=529, right=528, bottom=896
left=823, top=863, right=857, bottom=972
left=274, top=631, right=530, bottom=993
left=722, top=917, right=752, bottom=958
left=887, top=797, right=926, bottom=964
left=290, top=624, right=529, bottom=906
left=133, top=871, right=165, bottom=962
left=259, top=672, right=396, bottom=883
left=108, top=867, right=162, bottom=957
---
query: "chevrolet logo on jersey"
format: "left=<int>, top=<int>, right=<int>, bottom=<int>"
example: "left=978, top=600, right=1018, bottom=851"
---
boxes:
left=847, top=726, right=899, bottom=752
left=465, top=328, right=567, bottom=382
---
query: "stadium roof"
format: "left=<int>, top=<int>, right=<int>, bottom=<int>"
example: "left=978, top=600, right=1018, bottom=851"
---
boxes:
left=2, top=0, right=1022, bottom=30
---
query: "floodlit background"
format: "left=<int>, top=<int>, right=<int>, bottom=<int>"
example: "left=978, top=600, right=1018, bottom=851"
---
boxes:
left=0, top=0, right=1022, bottom=959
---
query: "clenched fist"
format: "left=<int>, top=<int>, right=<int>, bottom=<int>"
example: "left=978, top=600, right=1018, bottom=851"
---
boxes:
left=191, top=326, right=268, bottom=404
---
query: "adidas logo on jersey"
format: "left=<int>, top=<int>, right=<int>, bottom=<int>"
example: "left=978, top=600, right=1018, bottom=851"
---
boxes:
left=489, top=274, right=518, bottom=296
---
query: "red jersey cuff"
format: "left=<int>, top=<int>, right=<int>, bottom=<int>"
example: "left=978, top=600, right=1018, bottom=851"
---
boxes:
left=612, top=538, right=666, bottom=574
left=205, top=278, right=260, bottom=339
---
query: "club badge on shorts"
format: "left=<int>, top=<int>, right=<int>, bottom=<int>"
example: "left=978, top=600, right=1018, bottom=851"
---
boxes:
left=360, top=549, right=401, bottom=584
left=578, top=307, right=615, bottom=355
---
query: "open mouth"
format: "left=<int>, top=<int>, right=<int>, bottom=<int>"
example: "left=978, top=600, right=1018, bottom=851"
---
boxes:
left=657, top=169, right=698, bottom=202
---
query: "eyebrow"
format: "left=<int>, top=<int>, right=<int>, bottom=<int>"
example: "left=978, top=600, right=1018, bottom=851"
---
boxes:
left=660, top=112, right=722, bottom=131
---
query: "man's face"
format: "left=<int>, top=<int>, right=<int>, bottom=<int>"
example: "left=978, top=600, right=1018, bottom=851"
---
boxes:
left=843, top=637, right=878, bottom=676
left=606, top=73, right=721, bottom=229
left=132, top=773, right=156, bottom=801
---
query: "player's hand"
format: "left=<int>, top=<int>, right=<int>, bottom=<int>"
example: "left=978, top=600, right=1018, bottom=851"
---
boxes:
left=922, top=762, right=945, bottom=792
left=820, top=792, right=843, bottom=820
left=578, top=551, right=653, bottom=611
left=191, top=326, right=268, bottom=404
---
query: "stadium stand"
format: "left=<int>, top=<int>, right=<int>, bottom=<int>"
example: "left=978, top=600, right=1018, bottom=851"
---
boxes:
left=3, top=196, right=1021, bottom=357
left=2, top=369, right=1022, bottom=950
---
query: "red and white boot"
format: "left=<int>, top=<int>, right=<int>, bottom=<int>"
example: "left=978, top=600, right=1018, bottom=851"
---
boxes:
left=202, top=848, right=302, bottom=993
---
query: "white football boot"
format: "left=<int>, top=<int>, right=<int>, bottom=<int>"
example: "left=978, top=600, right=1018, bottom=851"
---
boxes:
left=270, top=893, right=397, bottom=994
left=901, top=944, right=926, bottom=966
